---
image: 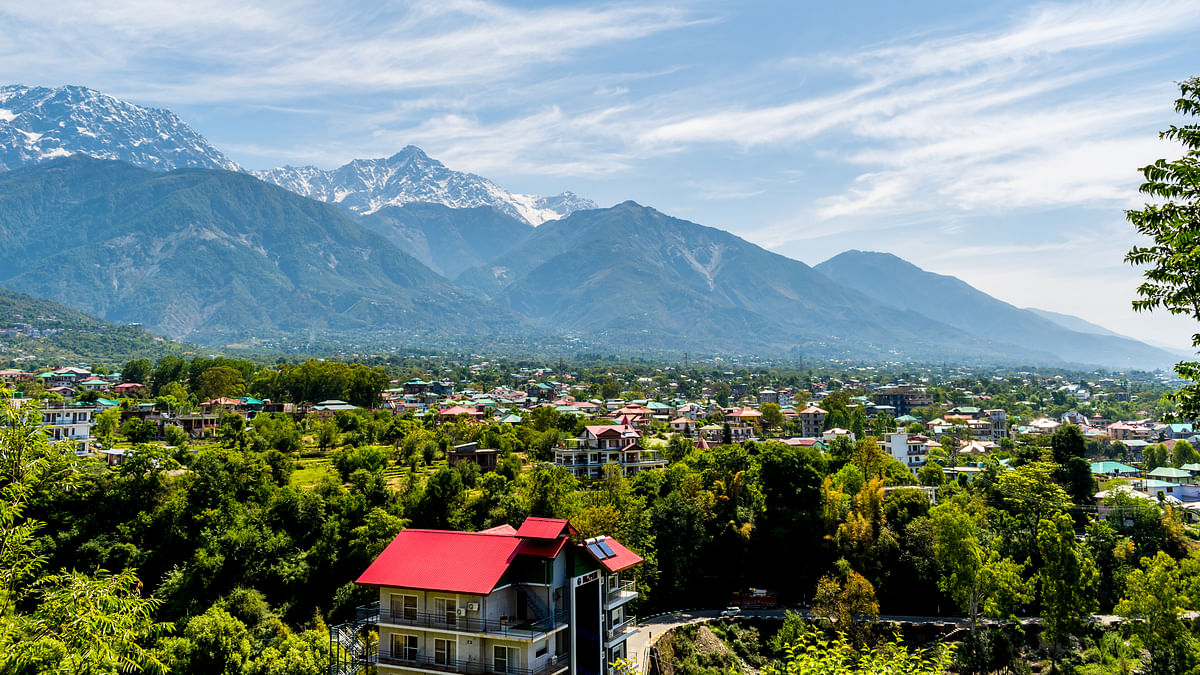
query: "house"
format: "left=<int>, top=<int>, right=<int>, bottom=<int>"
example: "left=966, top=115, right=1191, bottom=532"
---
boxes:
left=886, top=432, right=939, bottom=476
left=449, top=442, right=499, bottom=472
left=873, top=386, right=933, bottom=417
left=554, top=425, right=666, bottom=479
left=38, top=401, right=94, bottom=455
left=113, top=382, right=147, bottom=396
left=668, top=417, right=695, bottom=434
left=1148, top=467, right=1194, bottom=485
left=347, top=517, right=643, bottom=675
left=76, top=376, right=110, bottom=392
left=1090, top=461, right=1141, bottom=478
left=797, top=406, right=827, bottom=438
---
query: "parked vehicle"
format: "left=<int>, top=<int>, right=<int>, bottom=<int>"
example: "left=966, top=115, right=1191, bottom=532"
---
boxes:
left=720, top=606, right=742, bottom=617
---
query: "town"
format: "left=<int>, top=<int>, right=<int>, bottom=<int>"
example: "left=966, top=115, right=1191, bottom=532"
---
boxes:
left=1, top=352, right=1196, bottom=673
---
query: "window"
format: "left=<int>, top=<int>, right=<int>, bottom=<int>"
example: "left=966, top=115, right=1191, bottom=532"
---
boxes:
left=390, top=594, right=417, bottom=621
left=436, top=598, right=457, bottom=626
left=535, top=641, right=548, bottom=658
left=435, top=638, right=456, bottom=666
left=391, top=634, right=418, bottom=661
left=494, top=645, right=518, bottom=673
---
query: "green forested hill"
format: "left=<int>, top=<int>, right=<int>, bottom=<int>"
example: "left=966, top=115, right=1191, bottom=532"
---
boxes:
left=0, top=157, right=519, bottom=343
left=0, top=286, right=185, bottom=364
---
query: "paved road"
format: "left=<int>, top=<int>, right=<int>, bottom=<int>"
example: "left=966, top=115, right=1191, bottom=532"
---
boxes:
left=627, top=608, right=1140, bottom=670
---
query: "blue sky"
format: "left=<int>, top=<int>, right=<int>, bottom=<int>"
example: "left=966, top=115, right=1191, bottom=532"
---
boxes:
left=2, top=0, right=1198, bottom=353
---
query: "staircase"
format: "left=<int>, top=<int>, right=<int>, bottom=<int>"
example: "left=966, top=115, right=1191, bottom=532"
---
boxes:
left=329, top=604, right=378, bottom=675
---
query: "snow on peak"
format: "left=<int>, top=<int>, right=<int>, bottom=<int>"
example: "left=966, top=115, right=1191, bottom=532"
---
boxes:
left=0, top=84, right=240, bottom=173
left=252, top=149, right=597, bottom=226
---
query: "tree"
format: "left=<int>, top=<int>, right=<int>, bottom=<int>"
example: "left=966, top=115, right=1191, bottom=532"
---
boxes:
left=761, top=623, right=953, bottom=675
left=1125, top=77, right=1200, bottom=419
left=122, top=358, right=153, bottom=385
left=1172, top=438, right=1199, bottom=468
left=195, top=366, right=246, bottom=401
left=931, top=497, right=1031, bottom=633
left=1116, top=551, right=1196, bottom=674
left=93, top=407, right=121, bottom=449
left=811, top=570, right=879, bottom=646
left=760, top=402, right=784, bottom=432
left=1036, top=512, right=1099, bottom=665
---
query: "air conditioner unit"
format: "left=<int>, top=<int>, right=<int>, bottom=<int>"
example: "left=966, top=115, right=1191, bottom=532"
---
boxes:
left=467, top=603, right=479, bottom=612
left=456, top=608, right=467, bottom=617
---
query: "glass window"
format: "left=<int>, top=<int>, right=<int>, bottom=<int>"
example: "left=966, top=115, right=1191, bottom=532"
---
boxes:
left=390, top=594, right=417, bottom=621
left=435, top=638, right=456, bottom=665
left=494, top=645, right=517, bottom=673
left=392, top=634, right=418, bottom=661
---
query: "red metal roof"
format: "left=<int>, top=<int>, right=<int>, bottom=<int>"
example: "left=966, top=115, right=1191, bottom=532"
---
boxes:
left=356, top=529, right=520, bottom=594
left=515, top=517, right=573, bottom=539
left=479, top=524, right=518, bottom=535
left=515, top=536, right=568, bottom=558
left=582, top=538, right=644, bottom=573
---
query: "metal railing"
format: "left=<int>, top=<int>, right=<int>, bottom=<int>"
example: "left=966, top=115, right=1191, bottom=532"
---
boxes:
left=362, top=603, right=567, bottom=638
left=606, top=616, right=637, bottom=640
left=605, top=581, right=636, bottom=604
left=373, top=650, right=568, bottom=675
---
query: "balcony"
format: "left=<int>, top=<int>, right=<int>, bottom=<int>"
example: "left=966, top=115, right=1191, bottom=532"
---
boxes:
left=374, top=650, right=568, bottom=675
left=605, top=581, right=636, bottom=607
left=605, top=616, right=637, bottom=641
left=361, top=604, right=568, bottom=640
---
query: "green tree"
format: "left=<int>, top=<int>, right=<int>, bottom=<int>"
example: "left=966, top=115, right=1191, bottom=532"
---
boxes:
left=760, top=402, right=784, bottom=432
left=93, top=407, right=121, bottom=449
left=1037, top=512, right=1099, bottom=666
left=1116, top=551, right=1196, bottom=674
left=196, top=366, right=246, bottom=401
left=122, top=358, right=153, bottom=384
left=931, top=498, right=1032, bottom=632
left=811, top=570, right=879, bottom=646
left=1125, top=76, right=1200, bottom=419
left=1172, top=438, right=1199, bottom=467
left=761, top=623, right=953, bottom=675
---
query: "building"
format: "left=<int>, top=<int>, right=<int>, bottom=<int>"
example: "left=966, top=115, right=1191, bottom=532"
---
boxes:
left=886, top=432, right=939, bottom=476
left=342, top=517, right=643, bottom=675
left=873, top=386, right=933, bottom=417
left=797, top=406, right=827, bottom=438
left=985, top=409, right=1008, bottom=442
left=554, top=425, right=666, bottom=479
left=449, top=442, right=499, bottom=472
left=39, top=401, right=94, bottom=455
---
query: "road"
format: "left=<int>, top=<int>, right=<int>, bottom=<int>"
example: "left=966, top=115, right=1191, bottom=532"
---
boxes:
left=627, top=608, right=1138, bottom=670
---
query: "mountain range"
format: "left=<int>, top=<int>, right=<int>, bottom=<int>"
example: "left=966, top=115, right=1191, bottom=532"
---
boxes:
left=0, top=85, right=239, bottom=172
left=252, top=147, right=595, bottom=226
left=0, top=156, right=516, bottom=342
left=814, top=251, right=1176, bottom=369
left=0, top=83, right=1175, bottom=369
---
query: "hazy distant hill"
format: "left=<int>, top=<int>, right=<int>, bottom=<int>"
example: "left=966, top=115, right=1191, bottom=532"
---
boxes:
left=815, top=250, right=1175, bottom=369
left=0, top=156, right=516, bottom=343
left=0, top=286, right=184, bottom=363
left=360, top=203, right=533, bottom=278
left=0, top=84, right=239, bottom=172
left=458, top=202, right=1053, bottom=361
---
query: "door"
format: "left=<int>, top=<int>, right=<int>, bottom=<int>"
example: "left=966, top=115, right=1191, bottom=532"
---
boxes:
left=494, top=645, right=518, bottom=674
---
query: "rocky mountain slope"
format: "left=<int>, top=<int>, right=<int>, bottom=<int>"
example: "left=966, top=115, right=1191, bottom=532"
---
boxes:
left=359, top=203, right=533, bottom=278
left=0, top=85, right=239, bottom=172
left=252, top=146, right=595, bottom=225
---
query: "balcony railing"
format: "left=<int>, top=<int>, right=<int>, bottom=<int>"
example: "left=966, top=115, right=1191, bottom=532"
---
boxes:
left=373, top=650, right=568, bottom=675
left=361, top=604, right=567, bottom=639
left=605, top=581, right=636, bottom=604
left=605, top=616, right=636, bottom=640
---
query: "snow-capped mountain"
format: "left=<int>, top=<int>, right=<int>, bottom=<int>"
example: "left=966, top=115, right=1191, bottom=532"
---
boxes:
left=0, top=85, right=239, bottom=172
left=252, top=146, right=596, bottom=225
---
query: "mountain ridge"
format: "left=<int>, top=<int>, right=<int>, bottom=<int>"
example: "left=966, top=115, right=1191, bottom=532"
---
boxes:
left=814, top=250, right=1175, bottom=369
left=251, top=146, right=597, bottom=225
left=0, top=84, right=239, bottom=172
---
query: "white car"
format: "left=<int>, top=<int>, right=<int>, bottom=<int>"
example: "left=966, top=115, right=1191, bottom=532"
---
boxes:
left=720, top=607, right=742, bottom=617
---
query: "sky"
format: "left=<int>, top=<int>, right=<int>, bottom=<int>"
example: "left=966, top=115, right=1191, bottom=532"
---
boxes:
left=1, top=0, right=1198, bottom=353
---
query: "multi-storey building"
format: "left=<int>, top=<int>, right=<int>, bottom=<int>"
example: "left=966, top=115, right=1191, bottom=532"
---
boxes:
left=886, top=432, right=940, bottom=476
left=346, top=518, right=643, bottom=675
left=29, top=400, right=94, bottom=455
left=553, top=425, right=666, bottom=479
left=797, top=406, right=827, bottom=438
left=873, top=386, right=933, bottom=417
